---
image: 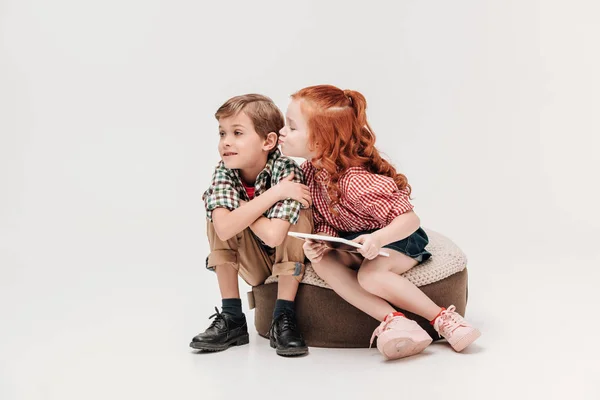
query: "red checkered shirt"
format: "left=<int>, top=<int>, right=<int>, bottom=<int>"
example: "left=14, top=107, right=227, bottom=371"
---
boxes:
left=301, top=161, right=414, bottom=237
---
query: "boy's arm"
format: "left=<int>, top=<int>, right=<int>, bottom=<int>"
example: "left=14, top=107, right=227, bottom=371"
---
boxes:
left=247, top=216, right=291, bottom=248
left=247, top=210, right=336, bottom=248
left=211, top=190, right=282, bottom=242
left=249, top=159, right=309, bottom=247
left=212, top=172, right=309, bottom=242
left=205, top=162, right=294, bottom=241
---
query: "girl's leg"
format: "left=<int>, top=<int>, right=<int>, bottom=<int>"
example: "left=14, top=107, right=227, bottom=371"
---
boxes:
left=312, top=250, right=433, bottom=359
left=311, top=251, right=395, bottom=322
left=357, top=250, right=480, bottom=352
left=357, top=250, right=442, bottom=320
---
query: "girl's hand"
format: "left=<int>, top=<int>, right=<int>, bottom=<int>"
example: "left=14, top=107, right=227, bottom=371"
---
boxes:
left=272, top=172, right=312, bottom=208
left=352, top=234, right=383, bottom=260
left=303, top=240, right=329, bottom=263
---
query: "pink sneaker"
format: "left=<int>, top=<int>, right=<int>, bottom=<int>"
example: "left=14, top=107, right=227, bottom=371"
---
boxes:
left=433, top=305, right=481, bottom=352
left=370, top=312, right=432, bottom=360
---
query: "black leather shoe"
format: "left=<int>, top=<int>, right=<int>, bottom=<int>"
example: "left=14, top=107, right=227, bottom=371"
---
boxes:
left=269, top=311, right=308, bottom=356
left=190, top=307, right=249, bottom=351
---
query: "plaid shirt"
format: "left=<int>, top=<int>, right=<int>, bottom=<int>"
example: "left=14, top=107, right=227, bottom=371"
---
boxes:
left=302, top=162, right=414, bottom=237
left=203, top=149, right=305, bottom=224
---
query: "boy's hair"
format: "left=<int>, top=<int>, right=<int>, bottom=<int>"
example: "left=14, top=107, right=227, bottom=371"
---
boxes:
left=215, top=94, right=284, bottom=145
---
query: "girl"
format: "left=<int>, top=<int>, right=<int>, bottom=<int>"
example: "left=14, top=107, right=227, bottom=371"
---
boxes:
left=278, top=85, right=480, bottom=360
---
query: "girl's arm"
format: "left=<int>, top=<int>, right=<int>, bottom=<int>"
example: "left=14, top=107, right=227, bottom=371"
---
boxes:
left=372, top=210, right=421, bottom=246
left=352, top=211, right=420, bottom=260
left=345, top=171, right=418, bottom=258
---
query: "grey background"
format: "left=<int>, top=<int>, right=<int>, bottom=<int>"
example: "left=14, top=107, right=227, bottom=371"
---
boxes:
left=1, top=1, right=598, bottom=399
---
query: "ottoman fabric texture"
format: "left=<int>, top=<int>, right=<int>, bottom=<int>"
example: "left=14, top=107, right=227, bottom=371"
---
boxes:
left=263, top=229, right=467, bottom=288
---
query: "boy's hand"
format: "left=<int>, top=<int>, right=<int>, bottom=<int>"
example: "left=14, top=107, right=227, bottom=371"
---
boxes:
left=303, top=240, right=329, bottom=263
left=273, top=172, right=312, bottom=208
left=352, top=234, right=383, bottom=260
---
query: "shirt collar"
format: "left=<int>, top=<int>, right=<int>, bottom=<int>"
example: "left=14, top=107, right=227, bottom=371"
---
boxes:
left=224, top=149, right=282, bottom=188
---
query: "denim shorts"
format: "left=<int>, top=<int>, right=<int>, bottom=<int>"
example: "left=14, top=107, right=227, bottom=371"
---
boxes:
left=340, top=227, right=432, bottom=263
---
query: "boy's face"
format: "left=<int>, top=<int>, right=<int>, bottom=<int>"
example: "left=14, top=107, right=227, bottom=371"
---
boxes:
left=218, top=111, right=274, bottom=170
left=279, top=99, right=316, bottom=160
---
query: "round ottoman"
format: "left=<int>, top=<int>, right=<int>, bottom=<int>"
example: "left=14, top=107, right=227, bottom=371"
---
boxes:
left=247, top=228, right=469, bottom=348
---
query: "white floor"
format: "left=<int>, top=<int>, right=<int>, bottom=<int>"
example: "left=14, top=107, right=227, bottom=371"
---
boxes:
left=2, top=246, right=599, bottom=400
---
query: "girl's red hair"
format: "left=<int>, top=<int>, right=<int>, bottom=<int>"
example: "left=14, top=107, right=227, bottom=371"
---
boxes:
left=291, top=85, right=411, bottom=211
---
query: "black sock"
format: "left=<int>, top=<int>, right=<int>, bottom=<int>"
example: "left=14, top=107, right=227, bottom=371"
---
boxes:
left=221, top=298, right=243, bottom=318
left=273, top=299, right=295, bottom=319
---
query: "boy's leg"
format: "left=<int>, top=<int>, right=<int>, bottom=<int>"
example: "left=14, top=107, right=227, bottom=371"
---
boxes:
left=268, top=209, right=314, bottom=356
left=190, top=220, right=270, bottom=351
left=215, top=264, right=244, bottom=318
left=215, top=259, right=240, bottom=299
left=276, top=276, right=300, bottom=301
left=272, top=209, right=314, bottom=287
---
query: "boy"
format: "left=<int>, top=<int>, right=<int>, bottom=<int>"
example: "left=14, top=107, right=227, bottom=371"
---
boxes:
left=190, top=94, right=313, bottom=357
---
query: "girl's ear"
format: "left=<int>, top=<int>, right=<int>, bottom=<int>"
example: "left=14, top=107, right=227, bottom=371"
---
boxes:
left=263, top=132, right=278, bottom=152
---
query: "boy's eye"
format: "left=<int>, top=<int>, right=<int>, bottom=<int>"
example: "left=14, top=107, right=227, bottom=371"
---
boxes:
left=219, top=131, right=225, bottom=137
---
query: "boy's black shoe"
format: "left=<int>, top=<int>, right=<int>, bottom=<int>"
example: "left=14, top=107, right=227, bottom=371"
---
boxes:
left=190, top=307, right=249, bottom=351
left=269, top=310, right=308, bottom=356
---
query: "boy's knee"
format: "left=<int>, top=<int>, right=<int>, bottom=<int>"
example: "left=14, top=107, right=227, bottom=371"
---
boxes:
left=242, top=273, right=268, bottom=287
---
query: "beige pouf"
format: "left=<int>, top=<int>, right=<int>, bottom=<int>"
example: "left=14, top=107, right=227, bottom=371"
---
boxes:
left=247, top=229, right=469, bottom=348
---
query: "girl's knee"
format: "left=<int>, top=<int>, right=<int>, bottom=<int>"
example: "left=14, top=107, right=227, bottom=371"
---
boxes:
left=357, top=265, right=383, bottom=292
left=310, top=253, right=335, bottom=278
left=310, top=260, right=326, bottom=276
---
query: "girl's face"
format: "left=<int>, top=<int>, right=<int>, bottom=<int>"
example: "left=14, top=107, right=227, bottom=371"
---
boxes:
left=279, top=99, right=317, bottom=160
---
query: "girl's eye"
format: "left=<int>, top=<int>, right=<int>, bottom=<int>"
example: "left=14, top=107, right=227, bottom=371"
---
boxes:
left=235, top=131, right=243, bottom=135
left=219, top=132, right=225, bottom=137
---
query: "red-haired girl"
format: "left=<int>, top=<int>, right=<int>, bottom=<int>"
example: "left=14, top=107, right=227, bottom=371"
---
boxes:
left=278, top=85, right=480, bottom=360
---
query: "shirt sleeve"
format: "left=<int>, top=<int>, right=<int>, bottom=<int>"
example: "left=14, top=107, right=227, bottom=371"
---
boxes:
left=300, top=160, right=313, bottom=182
left=313, top=210, right=339, bottom=237
left=303, top=162, right=339, bottom=237
left=346, top=173, right=414, bottom=226
left=202, top=166, right=240, bottom=221
left=266, top=157, right=305, bottom=224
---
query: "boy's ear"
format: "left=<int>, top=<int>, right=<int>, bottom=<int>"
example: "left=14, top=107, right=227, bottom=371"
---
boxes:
left=263, top=132, right=278, bottom=152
